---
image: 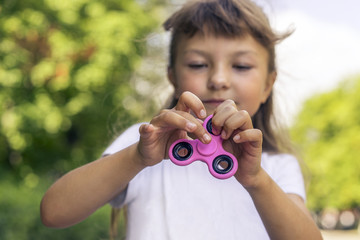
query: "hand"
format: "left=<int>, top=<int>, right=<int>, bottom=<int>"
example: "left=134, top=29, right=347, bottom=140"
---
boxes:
left=136, top=92, right=211, bottom=167
left=211, top=100, right=263, bottom=188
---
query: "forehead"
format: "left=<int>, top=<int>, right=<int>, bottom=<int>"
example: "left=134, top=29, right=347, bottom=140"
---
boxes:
left=176, top=31, right=269, bottom=59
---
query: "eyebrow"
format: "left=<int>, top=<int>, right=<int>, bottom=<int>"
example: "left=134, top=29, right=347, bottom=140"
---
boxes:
left=182, top=49, right=209, bottom=57
left=183, top=49, right=258, bottom=57
left=233, top=50, right=258, bottom=57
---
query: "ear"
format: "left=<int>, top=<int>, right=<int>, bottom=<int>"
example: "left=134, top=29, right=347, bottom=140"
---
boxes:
left=261, top=71, right=277, bottom=103
left=167, top=67, right=176, bottom=87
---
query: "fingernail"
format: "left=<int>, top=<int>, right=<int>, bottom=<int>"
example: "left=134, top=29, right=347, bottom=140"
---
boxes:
left=203, top=133, right=211, bottom=143
left=233, top=135, right=240, bottom=142
left=221, top=130, right=227, bottom=139
left=186, top=122, right=197, bottom=131
left=200, top=109, right=206, bottom=118
left=212, top=127, right=219, bottom=135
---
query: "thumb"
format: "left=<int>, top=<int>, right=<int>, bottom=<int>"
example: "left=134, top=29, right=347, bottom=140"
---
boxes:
left=139, top=123, right=155, bottom=139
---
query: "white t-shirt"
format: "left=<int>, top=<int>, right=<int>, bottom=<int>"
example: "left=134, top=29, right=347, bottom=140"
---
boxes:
left=103, top=123, right=306, bottom=240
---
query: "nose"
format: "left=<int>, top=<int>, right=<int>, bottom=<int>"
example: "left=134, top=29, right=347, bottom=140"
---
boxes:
left=207, top=65, right=230, bottom=90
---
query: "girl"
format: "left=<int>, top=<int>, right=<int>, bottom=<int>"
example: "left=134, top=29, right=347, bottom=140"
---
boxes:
left=41, top=0, right=323, bottom=239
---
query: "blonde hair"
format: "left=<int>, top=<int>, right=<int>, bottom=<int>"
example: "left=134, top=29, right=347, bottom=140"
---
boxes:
left=110, top=207, right=127, bottom=240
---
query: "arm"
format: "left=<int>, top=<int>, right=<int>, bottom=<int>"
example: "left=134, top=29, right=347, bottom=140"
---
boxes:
left=211, top=100, right=322, bottom=240
left=246, top=169, right=323, bottom=240
left=41, top=91, right=209, bottom=228
left=40, top=143, right=145, bottom=228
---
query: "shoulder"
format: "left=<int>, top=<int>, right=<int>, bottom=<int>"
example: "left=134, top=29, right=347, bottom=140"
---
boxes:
left=262, top=152, right=306, bottom=200
left=262, top=152, right=299, bottom=169
left=102, top=122, right=144, bottom=156
left=261, top=152, right=302, bottom=179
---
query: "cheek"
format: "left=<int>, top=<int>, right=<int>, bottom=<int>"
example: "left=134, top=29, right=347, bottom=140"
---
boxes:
left=175, top=81, right=204, bottom=97
left=174, top=72, right=205, bottom=97
left=233, top=84, right=263, bottom=115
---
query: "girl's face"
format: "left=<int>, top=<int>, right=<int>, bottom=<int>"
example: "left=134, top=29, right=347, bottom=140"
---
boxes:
left=168, top=32, right=276, bottom=116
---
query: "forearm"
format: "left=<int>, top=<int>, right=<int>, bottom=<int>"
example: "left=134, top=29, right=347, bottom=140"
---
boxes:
left=40, top=143, right=145, bottom=228
left=246, top=169, right=322, bottom=240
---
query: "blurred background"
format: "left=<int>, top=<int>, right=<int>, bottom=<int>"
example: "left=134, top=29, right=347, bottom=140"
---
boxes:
left=0, top=0, right=359, bottom=239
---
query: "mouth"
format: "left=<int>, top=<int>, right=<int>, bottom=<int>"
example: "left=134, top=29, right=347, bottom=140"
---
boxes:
left=202, top=99, right=240, bottom=110
left=202, top=99, right=226, bottom=106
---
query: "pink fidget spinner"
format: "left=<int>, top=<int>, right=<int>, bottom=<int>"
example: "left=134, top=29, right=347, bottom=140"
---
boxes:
left=169, top=115, right=238, bottom=179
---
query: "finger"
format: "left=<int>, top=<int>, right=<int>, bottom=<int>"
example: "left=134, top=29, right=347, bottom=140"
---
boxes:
left=138, top=123, right=157, bottom=143
left=139, top=123, right=154, bottom=136
left=151, top=110, right=211, bottom=144
left=174, top=111, right=212, bottom=144
left=232, top=129, right=263, bottom=148
left=175, top=91, right=207, bottom=119
left=221, top=110, right=253, bottom=140
left=151, top=110, right=196, bottom=132
left=211, top=100, right=238, bottom=135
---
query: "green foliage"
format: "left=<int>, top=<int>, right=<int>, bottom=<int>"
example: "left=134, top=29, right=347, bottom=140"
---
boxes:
left=0, top=0, right=163, bottom=237
left=291, top=75, right=360, bottom=210
left=0, top=177, right=126, bottom=239
left=0, top=0, right=159, bottom=179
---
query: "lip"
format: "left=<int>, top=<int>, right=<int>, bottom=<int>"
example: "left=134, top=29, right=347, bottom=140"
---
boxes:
left=202, top=99, right=240, bottom=107
left=202, top=99, right=226, bottom=106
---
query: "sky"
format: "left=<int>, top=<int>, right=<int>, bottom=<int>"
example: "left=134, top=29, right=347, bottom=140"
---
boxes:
left=253, top=0, right=360, bottom=124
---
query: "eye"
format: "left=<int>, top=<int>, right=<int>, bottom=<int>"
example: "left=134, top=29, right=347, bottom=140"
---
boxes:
left=233, top=65, right=252, bottom=71
left=188, top=63, right=207, bottom=69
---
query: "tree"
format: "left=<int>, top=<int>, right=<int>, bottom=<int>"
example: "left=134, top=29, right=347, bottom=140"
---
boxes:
left=0, top=0, right=160, bottom=180
left=291, top=75, right=360, bottom=210
left=0, top=1, right=170, bottom=238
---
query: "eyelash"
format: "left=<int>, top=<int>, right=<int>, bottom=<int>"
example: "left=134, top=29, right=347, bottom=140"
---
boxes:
left=187, top=63, right=252, bottom=71
left=233, top=65, right=252, bottom=71
left=188, top=63, right=207, bottom=69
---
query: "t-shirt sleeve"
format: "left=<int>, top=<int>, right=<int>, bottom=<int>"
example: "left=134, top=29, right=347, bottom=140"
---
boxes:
left=102, top=123, right=142, bottom=157
left=102, top=123, right=142, bottom=208
left=262, top=153, right=307, bottom=201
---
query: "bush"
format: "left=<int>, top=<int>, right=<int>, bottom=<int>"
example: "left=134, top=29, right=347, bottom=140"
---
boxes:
left=0, top=0, right=162, bottom=238
left=291, top=75, right=360, bottom=210
left=0, top=0, right=159, bottom=179
left=0, top=177, right=126, bottom=239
